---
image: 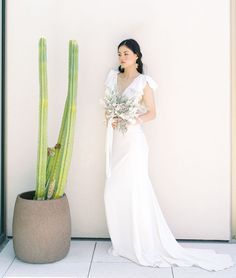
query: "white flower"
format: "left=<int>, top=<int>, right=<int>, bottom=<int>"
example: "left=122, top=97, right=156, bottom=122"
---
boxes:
left=101, top=89, right=141, bottom=134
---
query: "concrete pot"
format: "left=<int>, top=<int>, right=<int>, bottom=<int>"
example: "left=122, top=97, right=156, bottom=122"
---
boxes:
left=12, top=190, right=71, bottom=263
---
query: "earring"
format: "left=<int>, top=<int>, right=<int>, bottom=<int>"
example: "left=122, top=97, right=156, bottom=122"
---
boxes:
left=135, top=63, right=138, bottom=69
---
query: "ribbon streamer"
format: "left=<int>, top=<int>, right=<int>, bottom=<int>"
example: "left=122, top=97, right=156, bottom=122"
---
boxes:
left=105, top=118, right=113, bottom=178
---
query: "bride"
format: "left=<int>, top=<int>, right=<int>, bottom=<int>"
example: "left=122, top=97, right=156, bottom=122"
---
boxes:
left=103, top=38, right=234, bottom=271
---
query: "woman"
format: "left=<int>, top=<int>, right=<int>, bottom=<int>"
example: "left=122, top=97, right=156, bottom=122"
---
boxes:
left=103, top=38, right=234, bottom=271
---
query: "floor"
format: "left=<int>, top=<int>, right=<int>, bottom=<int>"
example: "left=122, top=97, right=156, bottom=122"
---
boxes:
left=0, top=238, right=236, bottom=278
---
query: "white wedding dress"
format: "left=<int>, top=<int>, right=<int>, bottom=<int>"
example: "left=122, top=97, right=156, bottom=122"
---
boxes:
left=103, top=68, right=235, bottom=272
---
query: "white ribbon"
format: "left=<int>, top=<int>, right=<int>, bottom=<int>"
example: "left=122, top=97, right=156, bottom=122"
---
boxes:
left=105, top=118, right=113, bottom=178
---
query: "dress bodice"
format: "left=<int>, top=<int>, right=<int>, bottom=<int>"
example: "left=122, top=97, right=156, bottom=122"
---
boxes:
left=104, top=68, right=159, bottom=115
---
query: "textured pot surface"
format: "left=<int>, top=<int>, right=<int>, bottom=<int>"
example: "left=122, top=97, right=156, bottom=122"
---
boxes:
left=12, top=190, right=71, bottom=263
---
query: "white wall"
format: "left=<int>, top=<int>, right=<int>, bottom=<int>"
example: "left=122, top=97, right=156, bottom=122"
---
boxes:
left=6, top=0, right=231, bottom=239
left=0, top=0, right=2, bottom=235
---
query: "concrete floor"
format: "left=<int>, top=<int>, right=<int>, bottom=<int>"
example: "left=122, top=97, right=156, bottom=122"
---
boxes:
left=0, top=238, right=236, bottom=277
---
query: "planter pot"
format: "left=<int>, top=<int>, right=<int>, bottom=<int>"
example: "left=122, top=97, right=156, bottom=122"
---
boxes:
left=12, top=190, right=71, bottom=263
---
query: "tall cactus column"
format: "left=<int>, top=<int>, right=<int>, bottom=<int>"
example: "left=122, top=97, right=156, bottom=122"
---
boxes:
left=52, top=41, right=78, bottom=199
left=35, top=38, right=48, bottom=200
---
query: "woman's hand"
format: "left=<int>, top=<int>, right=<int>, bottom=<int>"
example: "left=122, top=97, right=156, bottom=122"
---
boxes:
left=112, top=117, right=119, bottom=129
left=112, top=116, right=143, bottom=129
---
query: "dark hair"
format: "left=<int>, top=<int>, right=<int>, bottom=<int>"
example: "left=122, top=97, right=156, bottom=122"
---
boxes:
left=117, top=39, right=143, bottom=74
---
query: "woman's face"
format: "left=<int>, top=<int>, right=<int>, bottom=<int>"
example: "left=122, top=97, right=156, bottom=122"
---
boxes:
left=118, top=45, right=138, bottom=69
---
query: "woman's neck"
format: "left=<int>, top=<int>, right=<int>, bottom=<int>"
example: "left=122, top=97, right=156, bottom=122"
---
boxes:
left=121, top=66, right=139, bottom=79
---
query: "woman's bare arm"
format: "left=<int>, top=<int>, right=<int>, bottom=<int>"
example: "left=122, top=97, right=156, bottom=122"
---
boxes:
left=136, top=83, right=156, bottom=124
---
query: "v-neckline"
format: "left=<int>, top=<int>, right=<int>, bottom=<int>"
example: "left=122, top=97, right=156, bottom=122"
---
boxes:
left=115, top=71, right=142, bottom=96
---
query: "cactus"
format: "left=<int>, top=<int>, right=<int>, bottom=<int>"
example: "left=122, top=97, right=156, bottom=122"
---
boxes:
left=34, top=38, right=78, bottom=200
left=45, top=96, right=69, bottom=199
left=52, top=41, right=78, bottom=199
left=35, top=38, right=48, bottom=200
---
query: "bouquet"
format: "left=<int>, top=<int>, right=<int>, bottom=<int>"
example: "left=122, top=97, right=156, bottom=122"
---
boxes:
left=100, top=87, right=140, bottom=134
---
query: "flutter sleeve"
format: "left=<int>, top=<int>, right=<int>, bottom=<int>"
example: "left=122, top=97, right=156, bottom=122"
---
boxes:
left=104, top=68, right=117, bottom=89
left=135, top=74, right=159, bottom=99
left=143, top=75, right=159, bottom=92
